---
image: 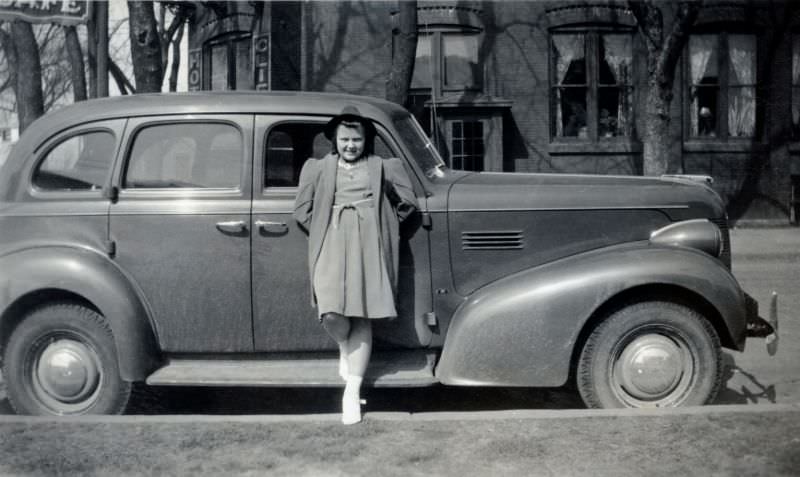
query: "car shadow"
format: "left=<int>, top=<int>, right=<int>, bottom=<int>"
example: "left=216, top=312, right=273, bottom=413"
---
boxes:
left=713, top=352, right=777, bottom=405
left=126, top=385, right=587, bottom=415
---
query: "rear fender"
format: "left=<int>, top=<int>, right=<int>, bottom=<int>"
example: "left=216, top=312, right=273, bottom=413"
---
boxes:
left=436, top=243, right=746, bottom=387
left=0, top=246, right=160, bottom=381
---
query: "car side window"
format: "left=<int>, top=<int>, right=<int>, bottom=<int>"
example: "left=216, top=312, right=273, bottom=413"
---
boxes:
left=33, top=131, right=115, bottom=191
left=264, top=122, right=396, bottom=189
left=264, top=123, right=328, bottom=188
left=124, top=122, right=242, bottom=189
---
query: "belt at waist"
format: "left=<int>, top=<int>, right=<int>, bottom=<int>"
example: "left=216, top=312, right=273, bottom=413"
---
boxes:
left=332, top=198, right=373, bottom=229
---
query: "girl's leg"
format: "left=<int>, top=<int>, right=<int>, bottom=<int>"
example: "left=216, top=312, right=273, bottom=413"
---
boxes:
left=345, top=318, right=372, bottom=377
left=342, top=318, right=372, bottom=425
left=320, top=313, right=351, bottom=378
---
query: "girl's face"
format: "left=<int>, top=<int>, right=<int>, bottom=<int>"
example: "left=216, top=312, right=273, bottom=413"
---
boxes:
left=335, top=124, right=365, bottom=161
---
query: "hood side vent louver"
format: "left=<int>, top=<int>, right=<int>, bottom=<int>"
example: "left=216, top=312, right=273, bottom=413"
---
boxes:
left=462, top=230, right=524, bottom=250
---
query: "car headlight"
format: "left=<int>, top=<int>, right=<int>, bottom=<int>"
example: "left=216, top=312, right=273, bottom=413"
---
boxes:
left=649, top=219, right=723, bottom=257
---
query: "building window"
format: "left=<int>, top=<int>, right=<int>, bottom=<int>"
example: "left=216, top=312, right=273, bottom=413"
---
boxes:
left=688, top=33, right=757, bottom=138
left=551, top=31, right=633, bottom=140
left=792, top=35, right=800, bottom=140
left=411, top=30, right=481, bottom=94
left=204, top=33, right=252, bottom=90
left=450, top=120, right=484, bottom=171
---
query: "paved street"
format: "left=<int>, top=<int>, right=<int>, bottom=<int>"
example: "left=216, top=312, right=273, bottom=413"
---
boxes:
left=722, top=228, right=800, bottom=405
left=0, top=227, right=798, bottom=415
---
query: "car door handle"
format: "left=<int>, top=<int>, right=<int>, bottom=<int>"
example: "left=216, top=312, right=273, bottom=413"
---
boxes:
left=255, top=220, right=288, bottom=234
left=216, top=220, right=247, bottom=233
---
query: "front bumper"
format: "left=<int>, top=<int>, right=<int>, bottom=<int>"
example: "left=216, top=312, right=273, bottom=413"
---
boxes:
left=745, top=291, right=779, bottom=356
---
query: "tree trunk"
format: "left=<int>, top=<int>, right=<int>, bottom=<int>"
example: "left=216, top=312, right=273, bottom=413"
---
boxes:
left=64, top=25, right=87, bottom=102
left=385, top=1, right=417, bottom=107
left=128, top=1, right=163, bottom=93
left=642, top=81, right=673, bottom=175
left=12, top=21, right=44, bottom=132
left=168, top=23, right=184, bottom=92
left=629, top=1, right=700, bottom=176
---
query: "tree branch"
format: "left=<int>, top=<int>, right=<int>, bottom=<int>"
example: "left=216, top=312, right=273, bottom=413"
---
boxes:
left=656, top=1, right=701, bottom=83
left=628, top=0, right=662, bottom=54
left=109, top=58, right=136, bottom=94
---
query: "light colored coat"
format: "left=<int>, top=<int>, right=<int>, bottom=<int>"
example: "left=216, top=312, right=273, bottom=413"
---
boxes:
left=293, top=153, right=419, bottom=304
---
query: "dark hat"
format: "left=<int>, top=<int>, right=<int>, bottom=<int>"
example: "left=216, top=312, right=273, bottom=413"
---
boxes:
left=324, top=105, right=376, bottom=140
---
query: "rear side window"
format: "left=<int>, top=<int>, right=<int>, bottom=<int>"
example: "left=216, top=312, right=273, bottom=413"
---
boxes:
left=264, top=122, right=396, bottom=188
left=265, top=123, right=328, bottom=188
left=33, top=131, right=115, bottom=191
left=125, top=123, right=242, bottom=189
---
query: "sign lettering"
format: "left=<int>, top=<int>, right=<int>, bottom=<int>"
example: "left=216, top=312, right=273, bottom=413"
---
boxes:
left=0, top=0, right=90, bottom=25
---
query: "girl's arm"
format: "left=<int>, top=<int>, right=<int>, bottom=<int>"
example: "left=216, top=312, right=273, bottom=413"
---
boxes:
left=383, top=157, right=419, bottom=222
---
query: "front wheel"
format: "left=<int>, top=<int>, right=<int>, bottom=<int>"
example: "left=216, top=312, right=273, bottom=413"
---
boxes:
left=2, top=303, right=131, bottom=415
left=577, top=301, right=723, bottom=409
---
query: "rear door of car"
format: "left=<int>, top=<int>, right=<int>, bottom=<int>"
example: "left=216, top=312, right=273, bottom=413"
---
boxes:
left=109, top=114, right=254, bottom=353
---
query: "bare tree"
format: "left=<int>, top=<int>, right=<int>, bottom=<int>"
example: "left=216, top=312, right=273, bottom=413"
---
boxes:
left=386, top=1, right=417, bottom=107
left=126, top=1, right=189, bottom=94
left=0, top=21, right=45, bottom=132
left=64, top=25, right=87, bottom=102
left=128, top=1, right=163, bottom=93
left=629, top=1, right=701, bottom=176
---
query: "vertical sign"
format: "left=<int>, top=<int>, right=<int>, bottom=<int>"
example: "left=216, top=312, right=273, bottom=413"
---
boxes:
left=188, top=49, right=202, bottom=91
left=254, top=35, right=270, bottom=91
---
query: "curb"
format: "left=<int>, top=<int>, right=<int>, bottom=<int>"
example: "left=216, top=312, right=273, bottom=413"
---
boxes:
left=1, top=403, right=798, bottom=424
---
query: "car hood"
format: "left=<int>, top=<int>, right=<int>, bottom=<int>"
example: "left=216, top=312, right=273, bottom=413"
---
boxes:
left=447, top=172, right=726, bottom=220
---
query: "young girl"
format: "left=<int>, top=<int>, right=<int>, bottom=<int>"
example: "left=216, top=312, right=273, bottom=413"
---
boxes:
left=293, top=105, right=418, bottom=424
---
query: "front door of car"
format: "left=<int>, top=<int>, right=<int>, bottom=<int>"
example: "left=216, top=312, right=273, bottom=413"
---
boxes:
left=251, top=115, right=432, bottom=352
left=109, top=115, right=254, bottom=353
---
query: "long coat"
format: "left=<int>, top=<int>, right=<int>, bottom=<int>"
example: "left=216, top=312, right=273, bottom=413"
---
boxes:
left=293, top=153, right=419, bottom=305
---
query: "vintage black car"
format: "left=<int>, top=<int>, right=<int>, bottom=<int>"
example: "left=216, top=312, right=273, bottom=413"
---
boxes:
left=0, top=92, right=777, bottom=415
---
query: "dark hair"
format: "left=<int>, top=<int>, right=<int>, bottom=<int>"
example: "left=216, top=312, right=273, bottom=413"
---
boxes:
left=329, top=120, right=375, bottom=156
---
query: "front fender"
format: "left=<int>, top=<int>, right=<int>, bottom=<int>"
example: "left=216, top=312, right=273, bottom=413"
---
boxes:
left=0, top=246, right=160, bottom=381
left=436, top=242, right=746, bottom=387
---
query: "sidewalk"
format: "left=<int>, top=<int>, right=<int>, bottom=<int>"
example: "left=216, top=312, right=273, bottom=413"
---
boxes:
left=1, top=404, right=798, bottom=476
left=730, top=226, right=800, bottom=258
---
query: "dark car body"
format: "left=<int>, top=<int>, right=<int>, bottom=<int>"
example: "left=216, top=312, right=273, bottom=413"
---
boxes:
left=0, top=92, right=776, bottom=414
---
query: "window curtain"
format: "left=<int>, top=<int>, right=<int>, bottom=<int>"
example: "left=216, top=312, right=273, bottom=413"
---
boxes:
left=728, top=35, right=756, bottom=137
left=602, top=35, right=632, bottom=136
left=553, top=34, right=584, bottom=136
left=689, top=35, right=714, bottom=135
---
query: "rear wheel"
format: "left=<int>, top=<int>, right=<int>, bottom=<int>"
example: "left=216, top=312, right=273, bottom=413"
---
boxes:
left=2, top=303, right=131, bottom=415
left=577, top=301, right=722, bottom=409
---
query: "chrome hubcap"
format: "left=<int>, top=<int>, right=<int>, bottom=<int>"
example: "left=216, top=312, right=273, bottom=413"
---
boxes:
left=613, top=333, right=692, bottom=404
left=35, top=339, right=100, bottom=404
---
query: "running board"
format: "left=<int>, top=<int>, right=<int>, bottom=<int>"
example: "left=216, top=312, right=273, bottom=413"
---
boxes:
left=146, top=351, right=439, bottom=387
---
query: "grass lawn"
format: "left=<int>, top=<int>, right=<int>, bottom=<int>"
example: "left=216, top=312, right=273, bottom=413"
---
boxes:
left=1, top=409, right=799, bottom=476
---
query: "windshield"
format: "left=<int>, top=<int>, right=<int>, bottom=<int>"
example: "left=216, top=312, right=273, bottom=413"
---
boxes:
left=393, top=115, right=445, bottom=178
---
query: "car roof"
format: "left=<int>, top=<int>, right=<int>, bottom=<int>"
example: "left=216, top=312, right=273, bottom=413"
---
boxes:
left=1, top=91, right=410, bottom=201
left=15, top=91, right=408, bottom=154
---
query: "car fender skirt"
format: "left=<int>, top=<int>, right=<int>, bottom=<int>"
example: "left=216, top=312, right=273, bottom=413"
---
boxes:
left=0, top=247, right=160, bottom=381
left=435, top=243, right=746, bottom=387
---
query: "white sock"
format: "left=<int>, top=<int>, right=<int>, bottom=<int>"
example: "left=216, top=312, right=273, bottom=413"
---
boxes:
left=342, top=375, right=363, bottom=425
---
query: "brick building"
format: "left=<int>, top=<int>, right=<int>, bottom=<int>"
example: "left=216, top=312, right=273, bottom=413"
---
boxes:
left=186, top=0, right=800, bottom=225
